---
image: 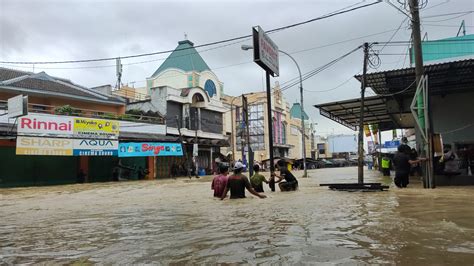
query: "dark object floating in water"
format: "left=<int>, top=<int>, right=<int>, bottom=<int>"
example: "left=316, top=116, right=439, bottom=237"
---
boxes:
left=320, top=183, right=389, bottom=192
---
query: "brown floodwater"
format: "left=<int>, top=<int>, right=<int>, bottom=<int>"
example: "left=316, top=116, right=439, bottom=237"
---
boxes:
left=1, top=167, right=473, bottom=264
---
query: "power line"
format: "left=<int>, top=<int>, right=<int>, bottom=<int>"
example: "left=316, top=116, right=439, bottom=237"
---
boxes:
left=378, top=17, right=409, bottom=52
left=280, top=46, right=362, bottom=92
left=425, top=13, right=474, bottom=23
left=374, top=79, right=416, bottom=96
left=423, top=10, right=474, bottom=18
left=378, top=52, right=474, bottom=55
left=0, top=1, right=382, bottom=65
left=0, top=27, right=404, bottom=71
left=290, top=28, right=405, bottom=55
left=423, top=23, right=474, bottom=28
left=303, top=73, right=359, bottom=93
left=374, top=38, right=474, bottom=45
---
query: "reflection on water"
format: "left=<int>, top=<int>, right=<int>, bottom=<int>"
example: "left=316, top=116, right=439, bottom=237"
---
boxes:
left=1, top=167, right=473, bottom=264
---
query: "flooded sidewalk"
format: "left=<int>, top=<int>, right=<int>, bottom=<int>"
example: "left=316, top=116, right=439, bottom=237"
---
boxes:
left=1, top=167, right=473, bottom=264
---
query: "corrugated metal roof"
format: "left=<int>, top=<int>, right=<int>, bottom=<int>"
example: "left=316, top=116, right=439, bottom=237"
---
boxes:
left=316, top=59, right=474, bottom=131
left=354, top=58, right=474, bottom=95
left=151, top=40, right=211, bottom=77
left=314, top=95, right=415, bottom=131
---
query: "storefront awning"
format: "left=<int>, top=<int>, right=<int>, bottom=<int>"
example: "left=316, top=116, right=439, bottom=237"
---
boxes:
left=314, top=95, right=415, bottom=131
left=119, top=132, right=179, bottom=142
left=315, top=59, right=474, bottom=131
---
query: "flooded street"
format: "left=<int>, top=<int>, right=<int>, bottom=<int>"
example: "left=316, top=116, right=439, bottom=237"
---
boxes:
left=1, top=167, right=473, bottom=265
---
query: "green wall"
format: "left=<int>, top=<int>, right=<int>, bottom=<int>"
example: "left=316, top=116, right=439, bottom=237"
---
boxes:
left=0, top=147, right=78, bottom=187
left=88, top=156, right=146, bottom=182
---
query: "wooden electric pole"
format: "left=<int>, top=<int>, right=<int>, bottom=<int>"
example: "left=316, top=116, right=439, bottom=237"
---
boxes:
left=409, top=0, right=434, bottom=188
left=358, top=43, right=369, bottom=184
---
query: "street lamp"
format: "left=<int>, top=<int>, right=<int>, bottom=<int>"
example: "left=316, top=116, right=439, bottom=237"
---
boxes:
left=241, top=45, right=308, bottom=177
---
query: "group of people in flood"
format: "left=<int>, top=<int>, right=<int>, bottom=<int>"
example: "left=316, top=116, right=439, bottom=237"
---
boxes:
left=212, top=160, right=298, bottom=200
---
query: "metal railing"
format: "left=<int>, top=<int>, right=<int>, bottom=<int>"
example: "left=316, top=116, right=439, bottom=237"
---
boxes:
left=112, top=89, right=150, bottom=103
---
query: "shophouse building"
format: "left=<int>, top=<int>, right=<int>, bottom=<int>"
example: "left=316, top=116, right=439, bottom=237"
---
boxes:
left=0, top=68, right=171, bottom=187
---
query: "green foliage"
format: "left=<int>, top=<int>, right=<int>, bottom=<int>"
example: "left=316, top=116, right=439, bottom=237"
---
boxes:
left=54, top=105, right=79, bottom=116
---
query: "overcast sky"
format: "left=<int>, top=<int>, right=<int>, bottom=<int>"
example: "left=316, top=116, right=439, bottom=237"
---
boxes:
left=1, top=0, right=473, bottom=137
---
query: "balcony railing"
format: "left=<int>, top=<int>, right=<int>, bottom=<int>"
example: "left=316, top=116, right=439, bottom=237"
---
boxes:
left=112, top=89, right=150, bottom=103
left=0, top=101, right=165, bottom=125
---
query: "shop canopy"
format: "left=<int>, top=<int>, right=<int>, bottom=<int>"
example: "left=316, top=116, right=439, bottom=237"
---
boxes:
left=314, top=59, right=474, bottom=131
left=315, top=96, right=415, bottom=131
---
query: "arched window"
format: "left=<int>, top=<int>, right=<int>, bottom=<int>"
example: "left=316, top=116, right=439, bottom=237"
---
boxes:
left=282, top=123, right=287, bottom=144
left=204, top=79, right=216, bottom=97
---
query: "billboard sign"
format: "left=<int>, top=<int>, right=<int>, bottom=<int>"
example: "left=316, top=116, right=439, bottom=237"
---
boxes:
left=252, top=26, right=279, bottom=77
left=18, top=114, right=73, bottom=137
left=17, top=114, right=119, bottom=139
left=16, top=136, right=73, bottom=156
left=384, top=140, right=400, bottom=149
left=16, top=136, right=119, bottom=156
left=73, top=117, right=119, bottom=139
left=119, top=142, right=183, bottom=157
left=73, top=139, right=118, bottom=156
left=7, top=95, right=28, bottom=118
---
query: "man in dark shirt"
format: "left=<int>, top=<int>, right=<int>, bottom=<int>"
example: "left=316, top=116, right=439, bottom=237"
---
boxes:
left=393, top=145, right=425, bottom=188
left=272, top=160, right=299, bottom=191
left=220, top=162, right=266, bottom=200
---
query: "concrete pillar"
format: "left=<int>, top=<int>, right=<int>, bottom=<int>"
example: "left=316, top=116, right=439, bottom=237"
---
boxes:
left=147, top=156, right=155, bottom=180
left=79, top=156, right=89, bottom=182
left=210, top=147, right=213, bottom=174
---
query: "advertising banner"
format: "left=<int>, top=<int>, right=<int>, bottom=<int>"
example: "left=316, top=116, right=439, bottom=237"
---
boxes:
left=16, top=136, right=118, bottom=156
left=16, top=136, right=73, bottom=156
left=72, top=139, right=118, bottom=156
left=252, top=26, right=279, bottom=77
left=384, top=140, right=400, bottom=149
left=73, top=117, right=119, bottom=139
left=18, top=114, right=73, bottom=137
left=17, top=114, right=119, bottom=139
left=119, top=142, right=183, bottom=157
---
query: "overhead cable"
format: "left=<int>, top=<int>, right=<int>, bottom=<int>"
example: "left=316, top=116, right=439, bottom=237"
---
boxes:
left=0, top=1, right=382, bottom=65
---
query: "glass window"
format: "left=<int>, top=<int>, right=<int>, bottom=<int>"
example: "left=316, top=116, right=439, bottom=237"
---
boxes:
left=236, top=103, right=265, bottom=151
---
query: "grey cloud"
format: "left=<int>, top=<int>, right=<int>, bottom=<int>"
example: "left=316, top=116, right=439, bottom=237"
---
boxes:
left=1, top=0, right=473, bottom=134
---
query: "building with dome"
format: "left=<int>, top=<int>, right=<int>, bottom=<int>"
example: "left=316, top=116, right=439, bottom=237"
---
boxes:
left=127, top=39, right=228, bottom=178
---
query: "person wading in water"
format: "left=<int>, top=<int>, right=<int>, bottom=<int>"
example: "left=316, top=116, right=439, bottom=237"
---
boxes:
left=220, top=162, right=266, bottom=200
left=272, top=160, right=299, bottom=191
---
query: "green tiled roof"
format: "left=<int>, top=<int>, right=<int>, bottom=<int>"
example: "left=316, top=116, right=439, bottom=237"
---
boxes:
left=151, top=40, right=211, bottom=77
left=290, top=103, right=309, bottom=120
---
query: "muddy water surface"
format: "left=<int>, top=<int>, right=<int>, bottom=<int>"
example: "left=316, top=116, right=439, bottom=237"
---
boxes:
left=1, top=167, right=473, bottom=264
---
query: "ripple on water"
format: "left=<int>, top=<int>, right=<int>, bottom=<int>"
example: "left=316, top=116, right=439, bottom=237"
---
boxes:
left=1, top=167, right=473, bottom=264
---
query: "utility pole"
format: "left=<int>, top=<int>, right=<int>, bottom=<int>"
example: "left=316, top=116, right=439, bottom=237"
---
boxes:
left=409, top=0, right=434, bottom=188
left=194, top=108, right=199, bottom=178
left=358, top=43, right=369, bottom=184
left=266, top=73, right=276, bottom=191
left=242, top=95, right=254, bottom=177
left=240, top=97, right=246, bottom=168
left=176, top=116, right=191, bottom=179
left=116, top=58, right=122, bottom=90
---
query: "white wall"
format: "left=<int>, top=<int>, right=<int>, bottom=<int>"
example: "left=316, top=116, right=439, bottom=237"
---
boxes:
left=150, top=69, right=187, bottom=90
left=327, top=134, right=358, bottom=153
